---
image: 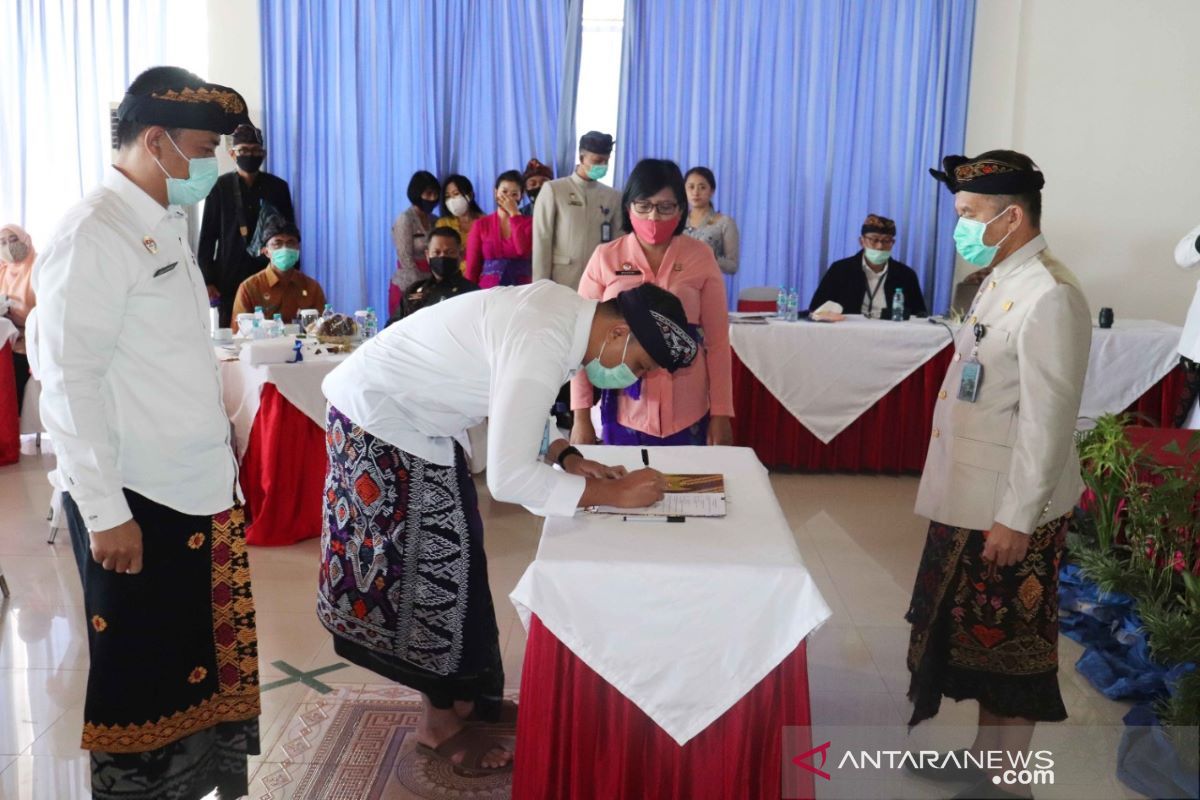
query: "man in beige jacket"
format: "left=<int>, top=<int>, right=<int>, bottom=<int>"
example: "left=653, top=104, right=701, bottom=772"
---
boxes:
left=905, top=151, right=1092, bottom=800
left=532, top=131, right=624, bottom=290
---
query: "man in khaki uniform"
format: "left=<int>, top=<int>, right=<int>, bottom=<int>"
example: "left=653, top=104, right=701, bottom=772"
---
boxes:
left=532, top=131, right=624, bottom=290
left=905, top=151, right=1091, bottom=800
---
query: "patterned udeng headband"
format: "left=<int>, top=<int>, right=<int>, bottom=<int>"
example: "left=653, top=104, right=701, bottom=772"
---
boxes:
left=616, top=289, right=698, bottom=373
left=116, top=83, right=250, bottom=135
left=929, top=155, right=1045, bottom=195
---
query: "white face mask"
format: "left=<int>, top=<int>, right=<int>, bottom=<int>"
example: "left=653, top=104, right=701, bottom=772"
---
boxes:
left=445, top=196, right=470, bottom=217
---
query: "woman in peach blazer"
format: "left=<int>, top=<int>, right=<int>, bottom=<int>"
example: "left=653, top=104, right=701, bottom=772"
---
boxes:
left=570, top=159, right=733, bottom=446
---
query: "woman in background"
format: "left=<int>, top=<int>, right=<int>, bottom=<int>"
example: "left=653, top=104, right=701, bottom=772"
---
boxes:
left=0, top=223, right=37, bottom=412
left=390, top=170, right=440, bottom=316
left=436, top=174, right=485, bottom=244
left=465, top=170, right=533, bottom=288
left=570, top=159, right=734, bottom=447
left=682, top=166, right=740, bottom=275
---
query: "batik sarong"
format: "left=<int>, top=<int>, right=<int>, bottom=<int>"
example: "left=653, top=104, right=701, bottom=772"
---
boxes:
left=905, top=515, right=1070, bottom=727
left=317, top=406, right=504, bottom=717
left=64, top=491, right=261, bottom=800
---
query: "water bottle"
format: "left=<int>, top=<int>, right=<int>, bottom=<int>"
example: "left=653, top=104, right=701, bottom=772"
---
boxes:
left=892, top=287, right=905, bottom=322
left=776, top=287, right=787, bottom=319
left=272, top=313, right=284, bottom=338
left=787, top=288, right=799, bottom=322
left=253, top=305, right=265, bottom=322
left=322, top=303, right=334, bottom=320
left=364, top=306, right=378, bottom=339
left=250, top=317, right=264, bottom=340
left=208, top=298, right=220, bottom=335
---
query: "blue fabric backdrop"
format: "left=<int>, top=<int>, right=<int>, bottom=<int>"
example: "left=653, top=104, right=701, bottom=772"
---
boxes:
left=260, top=0, right=575, bottom=314
left=616, top=0, right=976, bottom=313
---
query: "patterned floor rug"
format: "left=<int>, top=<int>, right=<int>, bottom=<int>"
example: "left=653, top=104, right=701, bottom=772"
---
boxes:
left=253, top=686, right=517, bottom=800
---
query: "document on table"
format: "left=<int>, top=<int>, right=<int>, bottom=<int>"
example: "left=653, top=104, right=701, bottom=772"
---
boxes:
left=588, top=474, right=727, bottom=517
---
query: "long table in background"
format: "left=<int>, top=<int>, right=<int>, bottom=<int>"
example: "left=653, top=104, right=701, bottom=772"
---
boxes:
left=510, top=445, right=830, bottom=799
left=220, top=351, right=347, bottom=546
left=730, top=316, right=1188, bottom=472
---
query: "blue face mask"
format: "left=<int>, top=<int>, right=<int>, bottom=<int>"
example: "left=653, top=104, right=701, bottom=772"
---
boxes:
left=953, top=205, right=1014, bottom=267
left=153, top=132, right=219, bottom=206
left=585, top=333, right=639, bottom=390
left=585, top=163, right=608, bottom=181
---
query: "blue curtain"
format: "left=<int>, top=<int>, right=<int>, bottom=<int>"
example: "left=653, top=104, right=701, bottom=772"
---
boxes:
left=616, top=0, right=976, bottom=313
left=0, top=0, right=209, bottom=244
left=260, top=0, right=576, bottom=314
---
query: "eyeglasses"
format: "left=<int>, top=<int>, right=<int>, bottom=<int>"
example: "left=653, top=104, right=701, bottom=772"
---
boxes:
left=863, top=236, right=895, bottom=247
left=631, top=200, right=680, bottom=216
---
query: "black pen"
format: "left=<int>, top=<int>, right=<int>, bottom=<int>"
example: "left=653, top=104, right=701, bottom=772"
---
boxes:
left=641, top=448, right=650, bottom=467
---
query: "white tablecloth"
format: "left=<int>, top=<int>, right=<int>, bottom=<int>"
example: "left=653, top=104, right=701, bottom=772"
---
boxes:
left=219, top=349, right=347, bottom=458
left=1078, top=319, right=1183, bottom=421
left=731, top=316, right=952, bottom=443
left=509, top=445, right=831, bottom=746
left=731, top=316, right=1184, bottom=441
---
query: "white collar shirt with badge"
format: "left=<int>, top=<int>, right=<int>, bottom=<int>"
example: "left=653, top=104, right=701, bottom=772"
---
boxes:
left=31, top=166, right=238, bottom=531
left=860, top=256, right=889, bottom=318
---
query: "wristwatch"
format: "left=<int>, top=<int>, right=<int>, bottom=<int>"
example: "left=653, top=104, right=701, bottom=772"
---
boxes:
left=555, top=445, right=583, bottom=468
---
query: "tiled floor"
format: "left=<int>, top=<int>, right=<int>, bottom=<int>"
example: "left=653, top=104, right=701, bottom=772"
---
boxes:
left=0, top=451, right=1141, bottom=799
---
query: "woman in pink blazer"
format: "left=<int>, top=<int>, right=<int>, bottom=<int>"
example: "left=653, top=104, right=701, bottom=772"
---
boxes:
left=570, top=159, right=734, bottom=446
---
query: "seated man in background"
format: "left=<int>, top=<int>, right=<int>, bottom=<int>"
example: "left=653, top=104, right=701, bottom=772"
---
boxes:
left=809, top=214, right=927, bottom=318
left=387, top=227, right=479, bottom=326
left=231, top=215, right=325, bottom=331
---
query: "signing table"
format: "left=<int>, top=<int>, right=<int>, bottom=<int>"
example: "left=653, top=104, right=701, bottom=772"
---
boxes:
left=510, top=445, right=830, bottom=799
left=731, top=316, right=1187, bottom=472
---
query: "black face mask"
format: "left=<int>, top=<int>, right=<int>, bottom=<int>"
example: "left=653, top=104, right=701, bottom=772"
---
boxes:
left=417, top=198, right=438, bottom=214
left=429, top=256, right=460, bottom=279
left=526, top=187, right=541, bottom=204
left=236, top=155, right=264, bottom=173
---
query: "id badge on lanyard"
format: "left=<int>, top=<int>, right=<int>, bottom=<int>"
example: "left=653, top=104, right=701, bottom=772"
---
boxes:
left=957, top=323, right=986, bottom=403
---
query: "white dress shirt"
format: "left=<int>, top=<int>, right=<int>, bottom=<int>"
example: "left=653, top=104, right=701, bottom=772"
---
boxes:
left=1173, top=222, right=1200, bottom=361
left=861, top=257, right=890, bottom=318
left=32, top=167, right=238, bottom=531
left=322, top=280, right=592, bottom=516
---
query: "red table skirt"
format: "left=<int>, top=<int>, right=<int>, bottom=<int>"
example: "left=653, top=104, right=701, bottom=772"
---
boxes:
left=0, top=343, right=18, bottom=466
left=513, top=615, right=814, bottom=800
left=239, top=384, right=328, bottom=546
left=732, top=348, right=1189, bottom=473
left=0, top=340, right=19, bottom=465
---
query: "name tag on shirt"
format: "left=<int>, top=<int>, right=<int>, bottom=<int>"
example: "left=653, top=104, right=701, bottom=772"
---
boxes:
left=958, top=359, right=983, bottom=403
left=615, top=264, right=640, bottom=276
left=153, top=262, right=179, bottom=278
left=568, top=194, right=584, bottom=207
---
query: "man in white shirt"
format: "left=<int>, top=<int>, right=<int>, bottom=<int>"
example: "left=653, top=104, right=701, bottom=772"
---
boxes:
left=33, top=66, right=261, bottom=800
left=319, top=281, right=696, bottom=773
left=907, top=152, right=1091, bottom=800
left=1171, top=224, right=1200, bottom=427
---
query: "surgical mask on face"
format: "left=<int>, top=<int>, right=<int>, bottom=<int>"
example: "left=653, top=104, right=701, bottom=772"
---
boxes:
left=585, top=163, right=608, bottom=181
left=445, top=196, right=470, bottom=217
left=584, top=333, right=639, bottom=390
left=864, top=248, right=891, bottom=265
left=152, top=132, right=219, bottom=206
left=0, top=242, right=28, bottom=263
left=527, top=187, right=541, bottom=203
left=270, top=248, right=300, bottom=271
left=953, top=206, right=1015, bottom=267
